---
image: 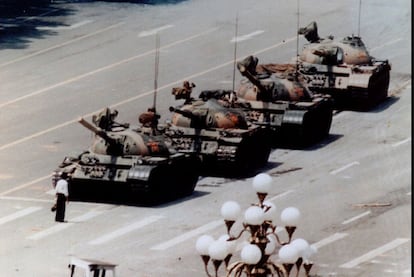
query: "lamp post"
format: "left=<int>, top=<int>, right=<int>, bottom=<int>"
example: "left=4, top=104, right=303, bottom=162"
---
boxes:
left=196, top=173, right=316, bottom=277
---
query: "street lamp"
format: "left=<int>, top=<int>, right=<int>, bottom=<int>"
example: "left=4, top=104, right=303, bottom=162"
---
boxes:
left=195, top=173, right=316, bottom=277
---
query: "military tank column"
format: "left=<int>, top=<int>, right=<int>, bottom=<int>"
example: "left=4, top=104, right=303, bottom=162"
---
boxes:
left=51, top=21, right=392, bottom=205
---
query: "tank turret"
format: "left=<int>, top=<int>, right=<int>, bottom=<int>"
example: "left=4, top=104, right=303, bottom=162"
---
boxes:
left=169, top=100, right=248, bottom=130
left=234, top=55, right=333, bottom=147
left=237, top=55, right=312, bottom=102
left=297, top=21, right=391, bottom=109
left=52, top=108, right=200, bottom=205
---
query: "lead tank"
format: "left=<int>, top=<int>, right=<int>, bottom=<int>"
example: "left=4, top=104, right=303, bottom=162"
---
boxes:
left=297, top=21, right=391, bottom=109
left=165, top=95, right=271, bottom=176
left=52, top=108, right=200, bottom=205
left=234, top=55, right=334, bottom=147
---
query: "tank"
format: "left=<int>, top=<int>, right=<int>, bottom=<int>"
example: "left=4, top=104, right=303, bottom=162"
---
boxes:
left=164, top=95, right=271, bottom=176
left=52, top=108, right=200, bottom=205
left=233, top=55, right=334, bottom=147
left=297, top=21, right=391, bottom=109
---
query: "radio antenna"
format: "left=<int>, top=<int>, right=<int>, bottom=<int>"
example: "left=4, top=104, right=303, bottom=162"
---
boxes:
left=357, top=0, right=362, bottom=36
left=232, top=12, right=239, bottom=92
left=295, top=0, right=300, bottom=78
left=153, top=32, right=160, bottom=114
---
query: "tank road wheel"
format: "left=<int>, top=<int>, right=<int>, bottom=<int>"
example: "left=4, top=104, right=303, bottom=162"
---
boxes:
left=364, top=69, right=390, bottom=109
left=313, top=104, right=333, bottom=142
left=254, top=132, right=271, bottom=168
left=304, top=111, right=317, bottom=145
left=376, top=69, right=390, bottom=103
left=139, top=166, right=167, bottom=205
left=132, top=157, right=200, bottom=205
left=233, top=138, right=255, bottom=176
left=233, top=134, right=270, bottom=176
left=175, top=156, right=200, bottom=197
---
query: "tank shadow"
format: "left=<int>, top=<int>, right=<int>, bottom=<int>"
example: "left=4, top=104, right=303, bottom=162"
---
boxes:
left=88, top=0, right=188, bottom=3
left=68, top=190, right=208, bottom=207
left=273, top=133, right=343, bottom=151
left=364, top=95, right=400, bottom=113
left=333, top=94, right=399, bottom=113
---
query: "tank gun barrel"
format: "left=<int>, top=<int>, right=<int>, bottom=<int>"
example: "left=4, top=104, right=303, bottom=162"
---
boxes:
left=78, top=117, right=117, bottom=145
left=237, top=62, right=268, bottom=94
left=169, top=106, right=198, bottom=120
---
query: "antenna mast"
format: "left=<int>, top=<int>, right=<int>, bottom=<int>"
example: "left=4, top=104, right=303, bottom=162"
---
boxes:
left=295, top=0, right=300, bottom=78
left=357, top=0, right=362, bottom=36
left=232, top=13, right=239, bottom=92
left=153, top=32, right=160, bottom=114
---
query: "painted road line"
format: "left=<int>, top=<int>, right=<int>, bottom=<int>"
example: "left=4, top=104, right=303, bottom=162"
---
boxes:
left=340, top=238, right=410, bottom=268
left=27, top=210, right=103, bottom=240
left=330, top=161, right=360, bottom=175
left=311, top=233, right=348, bottom=250
left=0, top=22, right=125, bottom=68
left=342, top=211, right=371, bottom=225
left=370, top=38, right=403, bottom=52
left=0, top=196, right=54, bottom=203
left=151, top=219, right=223, bottom=251
left=268, top=190, right=294, bottom=202
left=37, top=20, right=93, bottom=31
left=0, top=34, right=297, bottom=154
left=0, top=175, right=50, bottom=196
left=392, top=137, right=411, bottom=147
left=231, top=30, right=265, bottom=42
left=89, top=215, right=163, bottom=245
left=0, top=207, right=42, bottom=226
left=0, top=196, right=98, bottom=206
left=139, top=25, right=174, bottom=37
left=0, top=26, right=218, bottom=110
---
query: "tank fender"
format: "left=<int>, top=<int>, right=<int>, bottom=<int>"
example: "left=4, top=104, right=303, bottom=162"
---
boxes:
left=282, top=110, right=306, bottom=125
left=127, top=165, right=156, bottom=182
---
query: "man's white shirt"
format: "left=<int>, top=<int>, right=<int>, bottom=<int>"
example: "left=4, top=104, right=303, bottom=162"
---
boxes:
left=55, top=180, right=69, bottom=197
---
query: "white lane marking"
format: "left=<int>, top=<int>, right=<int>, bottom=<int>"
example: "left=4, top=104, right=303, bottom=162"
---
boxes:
left=139, top=25, right=174, bottom=37
left=340, top=238, right=410, bottom=268
left=0, top=26, right=218, bottom=110
left=0, top=196, right=54, bottom=203
left=311, top=233, right=348, bottom=250
left=37, top=20, right=93, bottom=31
left=341, top=211, right=371, bottom=225
left=18, top=8, right=60, bottom=23
left=0, top=34, right=296, bottom=154
left=0, top=22, right=125, bottom=68
left=329, top=161, right=360, bottom=175
left=89, top=215, right=163, bottom=245
left=150, top=219, right=223, bottom=251
left=370, top=38, right=403, bottom=52
left=407, top=192, right=411, bottom=196
left=27, top=210, right=103, bottom=240
left=0, top=207, right=42, bottom=225
left=392, top=137, right=411, bottom=147
left=0, top=175, right=50, bottom=196
left=268, top=190, right=294, bottom=201
left=231, top=30, right=265, bottom=42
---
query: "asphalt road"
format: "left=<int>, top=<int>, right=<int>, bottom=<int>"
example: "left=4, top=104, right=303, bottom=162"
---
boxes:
left=0, top=0, right=411, bottom=276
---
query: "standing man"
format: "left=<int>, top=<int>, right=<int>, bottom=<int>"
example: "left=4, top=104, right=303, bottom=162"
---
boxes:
left=55, top=177, right=69, bottom=222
